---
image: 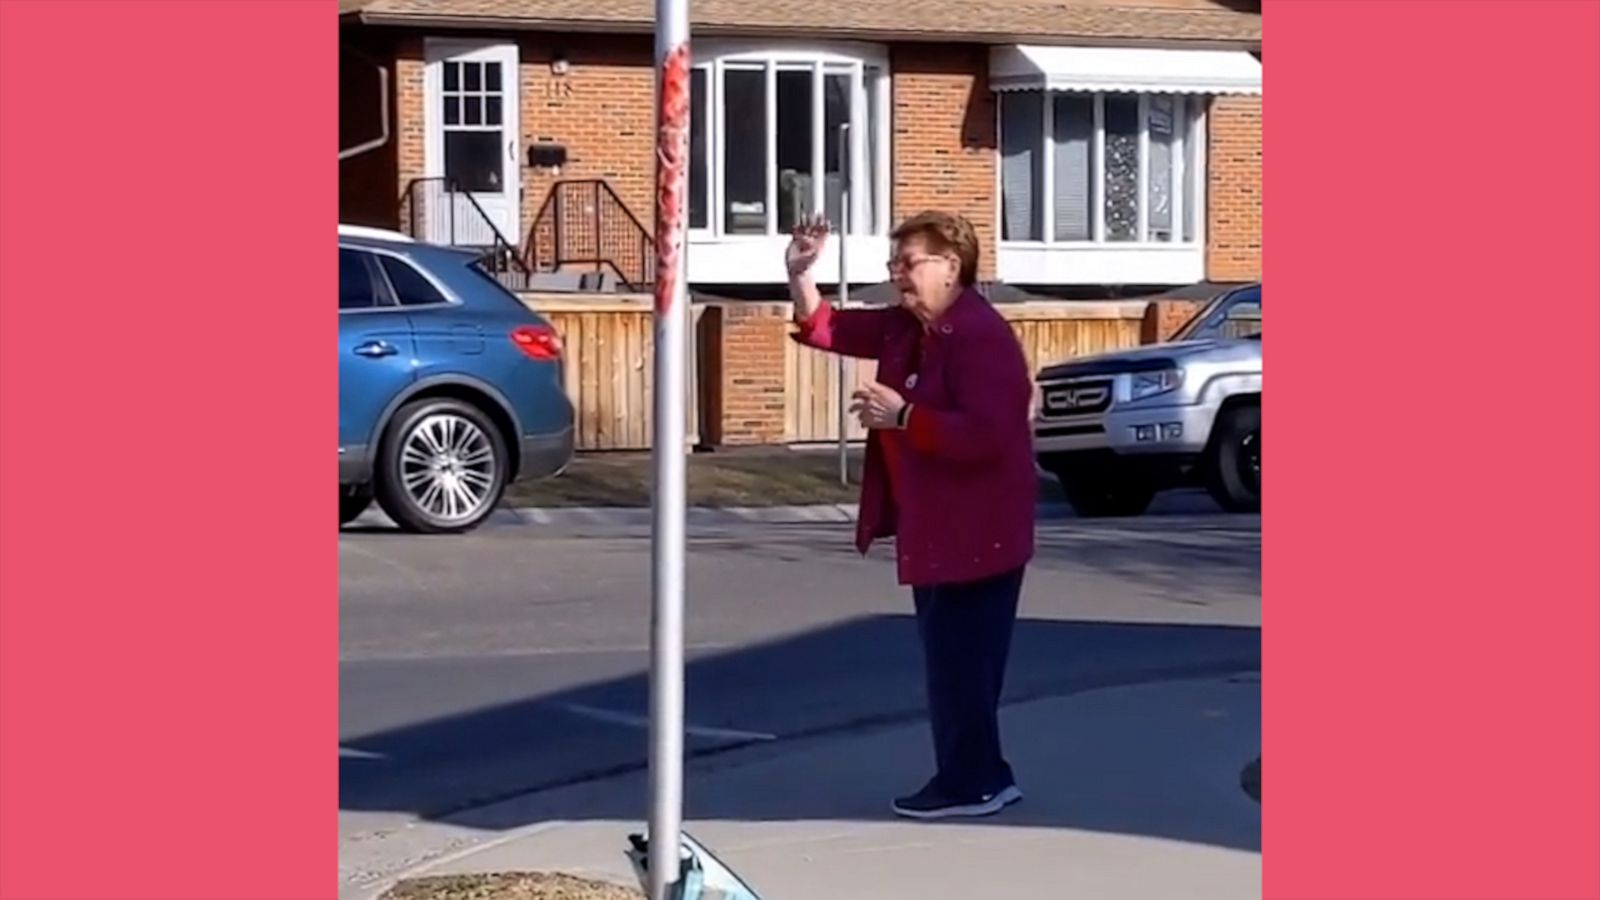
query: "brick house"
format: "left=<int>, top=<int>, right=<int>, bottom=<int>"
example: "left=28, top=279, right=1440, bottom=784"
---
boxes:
left=339, top=0, right=1261, bottom=296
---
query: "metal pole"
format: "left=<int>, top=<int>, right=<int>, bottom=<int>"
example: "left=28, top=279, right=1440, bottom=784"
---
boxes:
left=836, top=122, right=850, bottom=486
left=649, top=0, right=690, bottom=897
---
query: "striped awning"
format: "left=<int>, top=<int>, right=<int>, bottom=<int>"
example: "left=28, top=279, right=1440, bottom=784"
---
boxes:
left=990, top=45, right=1261, bottom=95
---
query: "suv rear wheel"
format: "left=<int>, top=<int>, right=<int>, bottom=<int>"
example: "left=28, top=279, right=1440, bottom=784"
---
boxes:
left=1053, top=465, right=1157, bottom=518
left=1205, top=403, right=1260, bottom=513
left=375, top=398, right=509, bottom=534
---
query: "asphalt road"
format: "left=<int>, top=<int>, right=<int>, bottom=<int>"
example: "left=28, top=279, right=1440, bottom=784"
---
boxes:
left=338, top=493, right=1260, bottom=856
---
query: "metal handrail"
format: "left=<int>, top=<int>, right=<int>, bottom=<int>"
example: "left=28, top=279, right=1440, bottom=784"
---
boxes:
left=403, top=177, right=532, bottom=282
left=527, top=179, right=655, bottom=290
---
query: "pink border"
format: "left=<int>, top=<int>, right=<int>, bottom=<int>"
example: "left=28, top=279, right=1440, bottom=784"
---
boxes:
left=0, top=2, right=336, bottom=898
left=1266, top=1, right=1599, bottom=897
left=0, top=1, right=1596, bottom=898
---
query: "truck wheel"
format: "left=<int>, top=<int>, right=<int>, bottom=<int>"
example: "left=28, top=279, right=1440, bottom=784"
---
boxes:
left=340, top=485, right=373, bottom=526
left=375, top=398, right=509, bottom=534
left=1206, top=403, right=1260, bottom=513
left=1054, top=467, right=1157, bottom=518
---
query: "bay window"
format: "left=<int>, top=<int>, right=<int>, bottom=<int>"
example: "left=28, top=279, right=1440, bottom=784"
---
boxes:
left=687, top=44, right=890, bottom=240
left=999, top=91, right=1204, bottom=245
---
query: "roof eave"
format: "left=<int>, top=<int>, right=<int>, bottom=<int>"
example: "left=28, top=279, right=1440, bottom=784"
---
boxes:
left=347, top=11, right=1259, bottom=50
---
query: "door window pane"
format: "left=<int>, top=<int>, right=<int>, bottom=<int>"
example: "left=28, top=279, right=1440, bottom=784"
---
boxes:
left=775, top=68, right=814, bottom=232
left=339, top=249, right=379, bottom=310
left=823, top=72, right=849, bottom=231
left=445, top=131, right=503, bottom=192
left=1051, top=94, right=1094, bottom=242
left=690, top=68, right=708, bottom=229
left=379, top=256, right=449, bottom=307
left=440, top=54, right=509, bottom=195
left=1103, top=95, right=1140, bottom=242
left=1000, top=92, right=1043, bottom=241
left=1146, top=95, right=1175, bottom=242
left=722, top=68, right=767, bottom=234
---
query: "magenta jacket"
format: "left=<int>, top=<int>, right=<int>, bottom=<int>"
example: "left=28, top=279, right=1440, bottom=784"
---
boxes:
left=793, top=288, right=1036, bottom=587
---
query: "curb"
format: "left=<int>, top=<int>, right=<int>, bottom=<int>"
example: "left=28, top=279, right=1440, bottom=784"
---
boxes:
left=354, top=502, right=1076, bottom=530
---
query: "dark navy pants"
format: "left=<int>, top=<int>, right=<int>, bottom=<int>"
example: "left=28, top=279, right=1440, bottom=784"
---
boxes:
left=912, top=565, right=1025, bottom=799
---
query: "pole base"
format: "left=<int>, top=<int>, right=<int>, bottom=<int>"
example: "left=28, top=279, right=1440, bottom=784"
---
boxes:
left=626, top=831, right=765, bottom=900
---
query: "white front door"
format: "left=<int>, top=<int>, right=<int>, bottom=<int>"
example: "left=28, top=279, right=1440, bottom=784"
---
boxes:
left=424, top=41, right=521, bottom=248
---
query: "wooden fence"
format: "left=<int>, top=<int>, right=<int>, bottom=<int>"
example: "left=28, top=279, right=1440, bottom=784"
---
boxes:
left=526, top=296, right=701, bottom=451
left=786, top=346, right=878, bottom=444
left=782, top=301, right=1145, bottom=444
left=999, top=302, right=1146, bottom=375
left=527, top=296, right=1147, bottom=450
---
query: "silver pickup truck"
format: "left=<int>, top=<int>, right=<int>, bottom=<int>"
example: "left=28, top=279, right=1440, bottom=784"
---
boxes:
left=1033, top=283, right=1261, bottom=517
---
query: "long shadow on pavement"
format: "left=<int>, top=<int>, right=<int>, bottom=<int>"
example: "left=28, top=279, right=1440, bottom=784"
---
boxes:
left=340, top=616, right=1260, bottom=852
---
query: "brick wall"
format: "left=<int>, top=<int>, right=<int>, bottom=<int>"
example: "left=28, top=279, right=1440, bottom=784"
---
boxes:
left=1141, top=299, right=1205, bottom=343
left=889, top=44, right=999, bottom=281
left=1206, top=95, right=1261, bottom=282
left=517, top=35, right=657, bottom=249
left=701, top=303, right=791, bottom=445
left=394, top=37, right=426, bottom=236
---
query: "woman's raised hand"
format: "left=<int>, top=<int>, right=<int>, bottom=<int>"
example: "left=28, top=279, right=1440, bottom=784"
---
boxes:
left=785, top=213, right=831, bottom=279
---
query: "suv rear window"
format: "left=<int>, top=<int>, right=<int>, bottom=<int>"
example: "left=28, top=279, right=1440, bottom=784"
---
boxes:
left=379, top=255, right=450, bottom=307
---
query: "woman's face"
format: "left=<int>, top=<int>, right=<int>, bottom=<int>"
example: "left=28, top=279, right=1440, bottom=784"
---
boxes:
left=888, top=236, right=959, bottom=322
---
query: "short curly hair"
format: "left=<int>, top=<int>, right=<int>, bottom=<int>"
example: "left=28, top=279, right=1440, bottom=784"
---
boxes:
left=892, top=210, right=981, bottom=287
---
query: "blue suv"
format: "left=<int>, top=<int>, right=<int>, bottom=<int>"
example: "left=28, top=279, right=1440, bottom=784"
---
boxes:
left=339, top=232, right=574, bottom=533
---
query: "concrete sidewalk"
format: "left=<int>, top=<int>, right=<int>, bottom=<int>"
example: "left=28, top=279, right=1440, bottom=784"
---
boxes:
left=350, top=501, right=1076, bottom=531
left=344, top=487, right=1233, bottom=531
left=361, top=676, right=1260, bottom=900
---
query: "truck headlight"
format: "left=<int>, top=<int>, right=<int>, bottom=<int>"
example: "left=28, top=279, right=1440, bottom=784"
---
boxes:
left=1130, top=368, right=1185, bottom=401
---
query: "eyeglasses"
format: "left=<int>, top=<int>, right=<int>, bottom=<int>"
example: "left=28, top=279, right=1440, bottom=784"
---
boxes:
left=886, top=254, right=940, bottom=274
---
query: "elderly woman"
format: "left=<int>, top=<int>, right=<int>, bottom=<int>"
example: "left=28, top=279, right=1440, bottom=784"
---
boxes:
left=786, top=211, right=1036, bottom=819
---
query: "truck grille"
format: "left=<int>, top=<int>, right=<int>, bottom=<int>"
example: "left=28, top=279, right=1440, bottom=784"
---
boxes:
left=1039, top=379, right=1112, bottom=419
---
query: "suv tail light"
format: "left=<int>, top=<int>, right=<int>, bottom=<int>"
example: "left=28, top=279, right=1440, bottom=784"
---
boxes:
left=510, top=324, right=563, bottom=360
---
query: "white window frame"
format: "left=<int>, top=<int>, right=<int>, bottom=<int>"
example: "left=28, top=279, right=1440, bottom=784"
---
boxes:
left=999, top=91, right=1206, bottom=247
left=996, top=90, right=1209, bottom=285
left=686, top=41, right=892, bottom=284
